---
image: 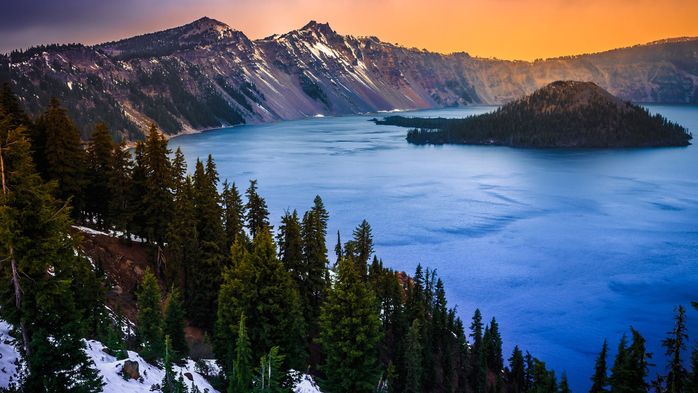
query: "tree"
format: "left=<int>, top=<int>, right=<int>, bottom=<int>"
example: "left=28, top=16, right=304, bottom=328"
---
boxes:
left=405, top=319, right=424, bottom=393
left=470, top=308, right=486, bottom=393
left=344, top=219, right=374, bottom=279
left=509, top=346, right=526, bottom=393
left=0, top=92, right=103, bottom=391
left=216, top=231, right=304, bottom=380
left=222, top=180, right=247, bottom=251
left=317, top=256, right=383, bottom=392
left=254, top=346, right=286, bottom=393
left=590, top=339, right=610, bottom=393
left=163, top=286, right=189, bottom=362
left=33, top=96, right=87, bottom=217
left=662, top=305, right=688, bottom=393
left=108, top=141, right=133, bottom=235
left=141, top=123, right=173, bottom=246
left=162, top=335, right=187, bottom=393
left=229, top=313, right=252, bottom=393
left=245, top=179, right=270, bottom=238
left=610, top=334, right=629, bottom=393
left=559, top=371, right=571, bottom=393
left=85, top=121, right=115, bottom=229
left=301, top=196, right=330, bottom=328
left=166, top=175, right=199, bottom=291
left=136, top=267, right=164, bottom=363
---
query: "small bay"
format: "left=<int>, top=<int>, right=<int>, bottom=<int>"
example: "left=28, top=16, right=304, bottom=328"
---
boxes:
left=169, top=104, right=698, bottom=391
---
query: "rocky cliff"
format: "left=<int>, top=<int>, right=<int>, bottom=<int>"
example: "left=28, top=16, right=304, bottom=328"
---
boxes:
left=1, top=17, right=696, bottom=141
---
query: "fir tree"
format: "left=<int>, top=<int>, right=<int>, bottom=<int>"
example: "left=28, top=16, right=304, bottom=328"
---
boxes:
left=0, top=95, right=103, bottom=391
left=229, top=313, right=252, bottom=393
left=301, top=196, right=330, bottom=328
left=137, top=267, right=164, bottom=363
left=470, top=308, right=487, bottom=393
left=590, top=339, right=610, bottom=393
left=610, top=334, right=629, bottom=393
left=162, top=335, right=188, bottom=393
left=405, top=319, right=424, bottom=393
left=245, top=179, right=270, bottom=238
left=166, top=175, right=199, bottom=290
left=216, top=231, right=304, bottom=379
left=344, top=219, right=374, bottom=279
left=163, top=286, right=189, bottom=362
left=108, top=141, right=133, bottom=236
left=222, top=180, right=247, bottom=250
left=559, top=371, right=571, bottom=393
left=509, top=346, right=526, bottom=393
left=317, top=256, right=383, bottom=392
left=625, top=327, right=652, bottom=393
left=85, top=121, right=115, bottom=229
left=171, top=147, right=187, bottom=196
left=33, top=96, right=87, bottom=217
left=662, top=305, right=688, bottom=393
left=142, top=123, right=173, bottom=246
left=254, top=346, right=286, bottom=393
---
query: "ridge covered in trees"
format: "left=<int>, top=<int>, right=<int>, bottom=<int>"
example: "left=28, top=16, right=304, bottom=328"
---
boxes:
left=2, top=82, right=698, bottom=392
left=376, top=81, right=692, bottom=148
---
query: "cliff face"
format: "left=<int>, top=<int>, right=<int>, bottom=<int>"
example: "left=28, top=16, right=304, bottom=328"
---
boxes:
left=1, top=17, right=697, bottom=141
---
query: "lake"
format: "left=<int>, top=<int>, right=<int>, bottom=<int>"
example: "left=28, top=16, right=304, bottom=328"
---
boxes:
left=169, top=104, right=698, bottom=391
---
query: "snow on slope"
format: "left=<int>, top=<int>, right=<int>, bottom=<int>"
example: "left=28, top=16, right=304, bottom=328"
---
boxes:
left=0, top=319, right=322, bottom=392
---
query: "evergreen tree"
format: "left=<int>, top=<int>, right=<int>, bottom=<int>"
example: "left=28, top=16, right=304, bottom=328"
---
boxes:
left=142, top=123, right=173, bottom=246
left=137, top=267, right=164, bottom=363
left=590, top=339, right=610, bottom=393
left=317, top=256, right=383, bottom=392
left=278, top=209, right=304, bottom=282
left=171, top=147, right=187, bottom=196
left=509, top=346, right=526, bottom=393
left=129, top=140, right=148, bottom=238
left=625, top=327, right=652, bottom=393
left=189, top=157, right=225, bottom=329
left=254, top=346, right=286, bottom=393
left=108, top=141, right=134, bottom=235
left=71, top=250, right=109, bottom=339
left=610, top=334, right=629, bottom=393
left=245, top=179, right=270, bottom=238
left=222, top=180, right=247, bottom=251
left=162, top=335, right=187, bottom=393
left=0, top=95, right=103, bottom=391
left=405, top=319, right=424, bottom=393
left=85, top=121, right=115, bottom=229
left=163, top=286, right=189, bottom=362
left=229, top=313, right=252, bottom=393
left=166, top=175, right=199, bottom=290
left=559, top=371, right=571, bottom=393
left=301, top=195, right=330, bottom=327
left=334, top=230, right=342, bottom=262
left=34, top=96, right=87, bottom=217
left=470, top=308, right=487, bottom=393
left=107, top=325, right=128, bottom=360
left=344, top=219, right=374, bottom=279
left=488, top=316, right=503, bottom=373
left=663, top=306, right=688, bottom=393
left=216, top=231, right=304, bottom=379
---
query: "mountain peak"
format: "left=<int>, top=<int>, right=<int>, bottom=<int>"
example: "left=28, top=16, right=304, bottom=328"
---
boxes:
left=300, top=20, right=335, bottom=36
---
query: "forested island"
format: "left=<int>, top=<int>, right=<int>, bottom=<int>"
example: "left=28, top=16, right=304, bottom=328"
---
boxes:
left=375, top=81, right=692, bottom=148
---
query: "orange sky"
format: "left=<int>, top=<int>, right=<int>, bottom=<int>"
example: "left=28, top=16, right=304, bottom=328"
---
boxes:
left=3, top=0, right=698, bottom=60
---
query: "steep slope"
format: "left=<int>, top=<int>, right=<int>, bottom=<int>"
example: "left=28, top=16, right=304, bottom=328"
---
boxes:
left=0, top=17, right=696, bottom=142
left=380, top=81, right=692, bottom=147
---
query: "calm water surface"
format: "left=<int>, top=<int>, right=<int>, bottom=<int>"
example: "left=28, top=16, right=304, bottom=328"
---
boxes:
left=170, top=105, right=698, bottom=391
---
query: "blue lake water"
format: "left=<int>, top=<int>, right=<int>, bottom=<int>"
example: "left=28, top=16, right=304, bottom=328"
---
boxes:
left=169, top=105, right=698, bottom=391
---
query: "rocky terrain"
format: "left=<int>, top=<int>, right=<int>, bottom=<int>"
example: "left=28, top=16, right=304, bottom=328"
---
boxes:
left=1, top=17, right=697, bottom=141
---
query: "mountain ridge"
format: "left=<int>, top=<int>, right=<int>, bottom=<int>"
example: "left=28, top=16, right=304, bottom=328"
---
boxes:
left=1, top=17, right=697, bottom=142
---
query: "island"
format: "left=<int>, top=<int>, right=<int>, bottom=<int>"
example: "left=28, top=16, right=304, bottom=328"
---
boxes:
left=374, top=81, right=692, bottom=148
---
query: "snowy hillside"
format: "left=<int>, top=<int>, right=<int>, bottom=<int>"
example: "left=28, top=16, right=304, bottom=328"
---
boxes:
left=0, top=320, right=322, bottom=392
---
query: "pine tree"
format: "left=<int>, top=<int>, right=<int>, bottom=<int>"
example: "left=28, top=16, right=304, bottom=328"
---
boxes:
left=107, top=325, right=128, bottom=360
left=171, top=147, right=187, bottom=196
left=136, top=267, right=164, bottom=363
left=163, top=286, right=189, bottom=362
left=590, top=339, right=610, bottom=393
left=34, top=96, right=87, bottom=217
left=625, top=327, right=652, bottom=393
left=166, top=175, right=199, bottom=290
left=245, top=179, right=270, bottom=238
left=142, top=123, right=173, bottom=246
left=222, top=180, right=247, bottom=251
left=0, top=94, right=103, bottom=391
left=317, top=256, right=383, bottom=392
left=610, top=334, right=629, bottom=393
left=129, top=140, right=148, bottom=239
left=663, top=305, right=688, bottom=393
left=162, top=335, right=187, bottom=393
left=85, top=121, right=115, bottom=229
left=470, top=308, right=487, bottom=393
left=216, top=231, right=304, bottom=379
left=405, top=319, right=424, bottom=393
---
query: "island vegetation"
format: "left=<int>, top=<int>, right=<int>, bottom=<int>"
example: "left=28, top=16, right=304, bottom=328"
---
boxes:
left=375, top=81, right=692, bottom=148
left=1, top=82, right=698, bottom=392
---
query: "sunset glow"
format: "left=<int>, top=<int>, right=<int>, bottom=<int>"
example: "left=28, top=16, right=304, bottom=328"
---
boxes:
left=2, top=0, right=698, bottom=60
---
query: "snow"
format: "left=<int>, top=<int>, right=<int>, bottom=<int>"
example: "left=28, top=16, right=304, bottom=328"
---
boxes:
left=73, top=225, right=146, bottom=243
left=0, top=321, right=322, bottom=393
left=85, top=340, right=216, bottom=393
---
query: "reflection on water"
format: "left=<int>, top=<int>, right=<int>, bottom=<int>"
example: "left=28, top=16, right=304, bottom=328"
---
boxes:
left=170, top=104, right=698, bottom=391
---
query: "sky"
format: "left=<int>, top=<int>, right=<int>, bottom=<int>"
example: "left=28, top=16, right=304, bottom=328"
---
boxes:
left=1, top=0, right=698, bottom=61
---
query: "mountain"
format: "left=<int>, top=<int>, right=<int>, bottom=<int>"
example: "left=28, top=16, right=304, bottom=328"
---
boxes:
left=1, top=17, right=697, bottom=141
left=379, top=81, right=692, bottom=148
